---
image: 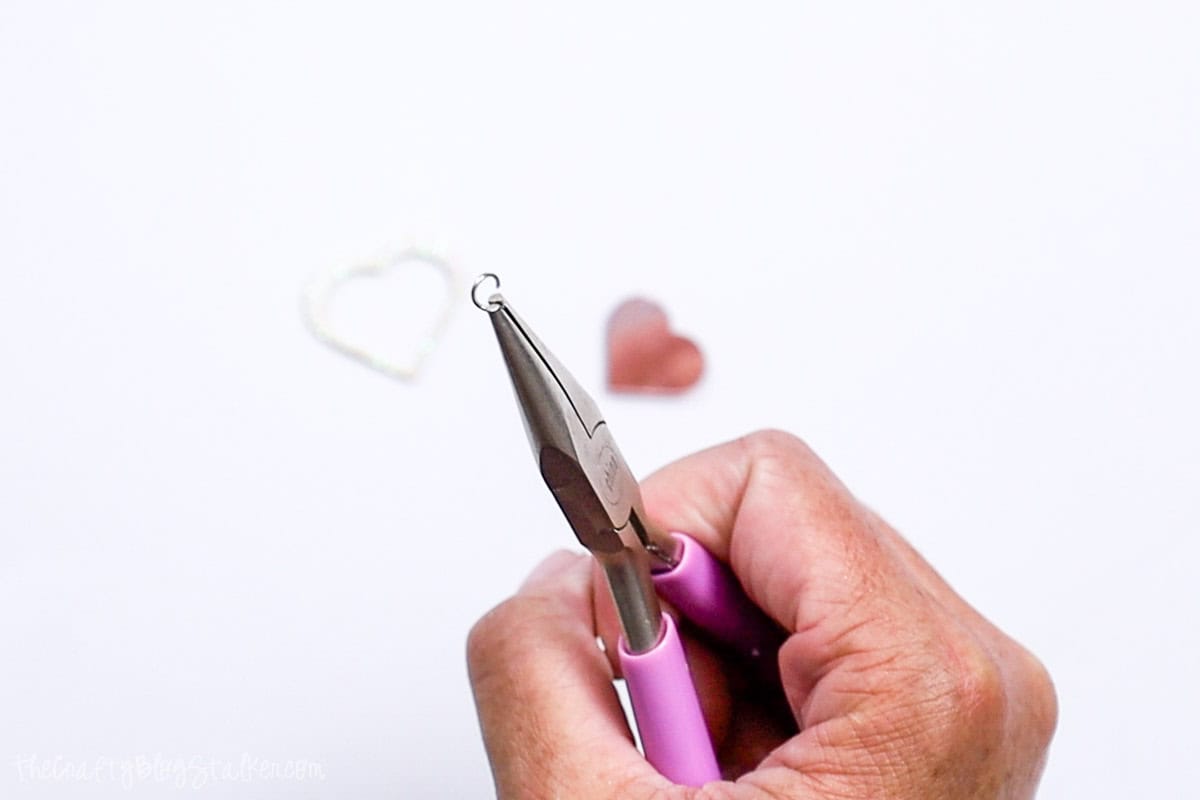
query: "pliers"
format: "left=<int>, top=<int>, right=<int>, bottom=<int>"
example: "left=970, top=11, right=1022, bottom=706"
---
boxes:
left=473, top=275, right=784, bottom=786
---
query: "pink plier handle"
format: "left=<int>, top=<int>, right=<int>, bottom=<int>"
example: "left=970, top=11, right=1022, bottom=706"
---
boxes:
left=619, top=614, right=721, bottom=785
left=618, top=532, right=786, bottom=786
left=653, top=532, right=785, bottom=683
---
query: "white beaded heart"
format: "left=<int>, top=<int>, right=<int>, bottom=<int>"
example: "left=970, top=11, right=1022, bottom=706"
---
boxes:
left=301, top=248, right=459, bottom=381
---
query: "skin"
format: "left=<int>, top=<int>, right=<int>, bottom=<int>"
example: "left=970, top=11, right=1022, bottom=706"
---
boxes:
left=467, top=430, right=1057, bottom=799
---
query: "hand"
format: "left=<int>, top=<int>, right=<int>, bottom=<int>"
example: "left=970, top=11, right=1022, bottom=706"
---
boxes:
left=467, top=430, right=1057, bottom=798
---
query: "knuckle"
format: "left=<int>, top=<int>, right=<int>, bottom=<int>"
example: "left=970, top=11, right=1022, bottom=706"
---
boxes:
left=465, top=597, right=525, bottom=673
left=950, top=645, right=1006, bottom=722
left=466, top=594, right=566, bottom=679
left=742, top=428, right=814, bottom=460
left=863, top=637, right=1010, bottom=786
left=1018, top=646, right=1059, bottom=746
left=464, top=614, right=498, bottom=675
left=920, top=634, right=1007, bottom=745
left=739, top=429, right=848, bottom=505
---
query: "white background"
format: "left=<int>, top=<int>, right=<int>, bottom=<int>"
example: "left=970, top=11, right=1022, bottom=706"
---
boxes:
left=2, top=2, right=1197, bottom=797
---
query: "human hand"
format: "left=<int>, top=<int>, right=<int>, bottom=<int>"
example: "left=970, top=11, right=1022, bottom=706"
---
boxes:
left=467, top=431, right=1056, bottom=798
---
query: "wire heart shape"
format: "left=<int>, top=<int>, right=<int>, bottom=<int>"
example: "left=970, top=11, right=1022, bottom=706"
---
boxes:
left=301, top=248, right=459, bottom=381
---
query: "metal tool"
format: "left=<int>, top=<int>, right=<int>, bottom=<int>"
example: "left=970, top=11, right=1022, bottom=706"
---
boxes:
left=474, top=274, right=784, bottom=786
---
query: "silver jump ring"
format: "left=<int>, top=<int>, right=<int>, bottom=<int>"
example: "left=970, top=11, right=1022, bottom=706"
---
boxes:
left=471, top=273, right=503, bottom=312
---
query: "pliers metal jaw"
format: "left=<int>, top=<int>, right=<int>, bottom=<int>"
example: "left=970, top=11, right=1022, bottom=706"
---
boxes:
left=475, top=275, right=784, bottom=786
left=478, top=278, right=681, bottom=652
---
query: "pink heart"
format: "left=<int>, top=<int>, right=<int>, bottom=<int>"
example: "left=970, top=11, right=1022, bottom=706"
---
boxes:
left=606, top=298, right=704, bottom=394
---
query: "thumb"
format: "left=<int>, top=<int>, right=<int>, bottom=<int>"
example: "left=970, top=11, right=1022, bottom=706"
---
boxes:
left=466, top=551, right=668, bottom=799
